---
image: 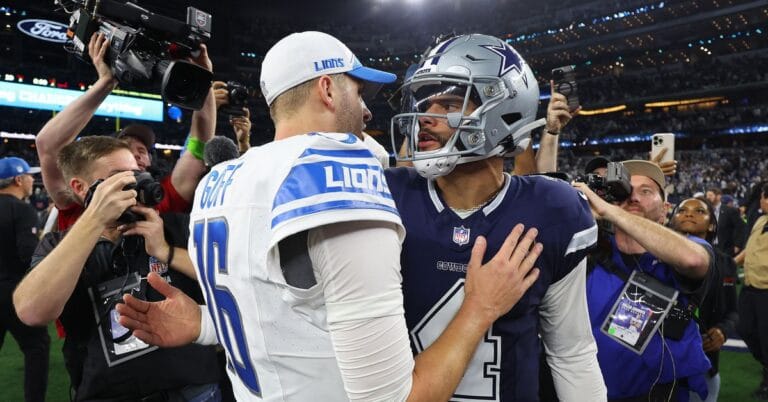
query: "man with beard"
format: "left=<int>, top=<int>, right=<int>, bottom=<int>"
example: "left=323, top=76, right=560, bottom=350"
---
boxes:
left=575, top=161, right=713, bottom=401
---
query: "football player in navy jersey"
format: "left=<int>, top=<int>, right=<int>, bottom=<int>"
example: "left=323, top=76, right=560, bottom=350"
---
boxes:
left=387, top=34, right=606, bottom=401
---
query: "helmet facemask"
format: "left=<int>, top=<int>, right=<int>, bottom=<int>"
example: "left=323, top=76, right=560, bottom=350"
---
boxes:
left=390, top=34, right=545, bottom=179
left=391, top=74, right=511, bottom=179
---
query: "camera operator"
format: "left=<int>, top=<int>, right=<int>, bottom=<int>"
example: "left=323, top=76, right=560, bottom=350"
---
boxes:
left=213, top=81, right=252, bottom=155
left=13, top=136, right=220, bottom=401
left=573, top=160, right=713, bottom=402
left=36, top=33, right=217, bottom=231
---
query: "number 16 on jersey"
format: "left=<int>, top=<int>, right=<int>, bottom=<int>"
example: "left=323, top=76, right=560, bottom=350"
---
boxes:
left=193, top=218, right=262, bottom=395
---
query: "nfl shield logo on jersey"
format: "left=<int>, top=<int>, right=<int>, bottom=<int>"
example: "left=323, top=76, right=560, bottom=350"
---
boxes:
left=148, top=256, right=168, bottom=275
left=452, top=226, right=471, bottom=246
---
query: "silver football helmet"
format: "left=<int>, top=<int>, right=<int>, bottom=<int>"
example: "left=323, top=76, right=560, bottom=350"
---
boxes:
left=391, top=34, right=544, bottom=179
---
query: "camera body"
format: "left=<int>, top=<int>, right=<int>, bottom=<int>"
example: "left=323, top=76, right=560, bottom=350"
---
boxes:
left=64, top=0, right=213, bottom=110
left=220, top=80, right=250, bottom=117
left=84, top=171, right=164, bottom=224
left=576, top=162, right=632, bottom=203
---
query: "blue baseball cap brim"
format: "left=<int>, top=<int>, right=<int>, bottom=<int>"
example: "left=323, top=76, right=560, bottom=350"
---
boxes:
left=347, top=61, right=397, bottom=102
left=347, top=63, right=397, bottom=85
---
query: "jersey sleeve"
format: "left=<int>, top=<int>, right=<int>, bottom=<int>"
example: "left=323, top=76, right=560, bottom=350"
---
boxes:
left=270, top=135, right=404, bottom=247
left=539, top=179, right=598, bottom=283
left=308, top=219, right=414, bottom=401
left=540, top=259, right=607, bottom=401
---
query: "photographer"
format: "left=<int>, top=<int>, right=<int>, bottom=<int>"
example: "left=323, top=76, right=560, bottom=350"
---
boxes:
left=13, top=137, right=219, bottom=401
left=574, top=160, right=713, bottom=402
left=213, top=81, right=252, bottom=154
left=36, top=33, right=217, bottom=231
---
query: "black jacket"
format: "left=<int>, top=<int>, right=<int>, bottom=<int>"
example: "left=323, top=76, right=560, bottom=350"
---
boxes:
left=30, top=213, right=219, bottom=401
left=716, top=204, right=746, bottom=257
left=0, top=194, right=39, bottom=283
left=698, top=248, right=739, bottom=374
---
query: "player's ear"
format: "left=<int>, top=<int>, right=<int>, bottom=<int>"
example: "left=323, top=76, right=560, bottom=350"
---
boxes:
left=317, top=75, right=335, bottom=111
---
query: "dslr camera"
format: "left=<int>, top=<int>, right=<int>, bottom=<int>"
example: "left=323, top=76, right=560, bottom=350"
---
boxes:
left=220, top=80, right=250, bottom=117
left=84, top=171, right=164, bottom=224
left=576, top=162, right=632, bottom=203
left=62, top=0, right=213, bottom=110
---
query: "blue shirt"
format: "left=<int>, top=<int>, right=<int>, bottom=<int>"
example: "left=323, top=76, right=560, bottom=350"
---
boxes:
left=587, top=235, right=713, bottom=400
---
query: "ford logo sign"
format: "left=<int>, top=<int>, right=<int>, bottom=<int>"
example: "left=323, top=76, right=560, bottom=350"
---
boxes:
left=17, top=19, right=69, bottom=44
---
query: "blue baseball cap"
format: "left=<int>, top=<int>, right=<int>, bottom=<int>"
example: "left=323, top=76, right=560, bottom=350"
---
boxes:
left=260, top=31, right=397, bottom=105
left=0, top=157, right=41, bottom=180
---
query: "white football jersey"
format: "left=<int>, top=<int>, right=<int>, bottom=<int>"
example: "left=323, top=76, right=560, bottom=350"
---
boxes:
left=189, top=132, right=403, bottom=401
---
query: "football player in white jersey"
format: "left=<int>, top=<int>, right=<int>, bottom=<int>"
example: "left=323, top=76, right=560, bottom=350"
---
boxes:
left=118, top=31, right=543, bottom=401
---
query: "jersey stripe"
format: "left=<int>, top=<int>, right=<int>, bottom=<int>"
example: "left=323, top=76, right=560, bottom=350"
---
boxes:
left=299, top=148, right=375, bottom=159
left=565, top=224, right=598, bottom=256
left=271, top=200, right=399, bottom=228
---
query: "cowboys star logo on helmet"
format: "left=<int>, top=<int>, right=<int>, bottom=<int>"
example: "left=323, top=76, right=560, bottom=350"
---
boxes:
left=390, top=34, right=545, bottom=179
left=479, top=43, right=528, bottom=88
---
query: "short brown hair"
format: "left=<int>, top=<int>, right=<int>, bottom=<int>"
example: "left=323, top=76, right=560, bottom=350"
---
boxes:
left=58, top=136, right=132, bottom=181
left=269, top=74, right=348, bottom=122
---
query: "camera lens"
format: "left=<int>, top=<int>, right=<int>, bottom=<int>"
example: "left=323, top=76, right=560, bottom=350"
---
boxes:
left=161, top=61, right=214, bottom=110
left=133, top=172, right=165, bottom=206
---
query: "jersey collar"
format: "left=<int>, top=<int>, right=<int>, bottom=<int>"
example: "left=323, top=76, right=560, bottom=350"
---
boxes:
left=427, top=172, right=511, bottom=216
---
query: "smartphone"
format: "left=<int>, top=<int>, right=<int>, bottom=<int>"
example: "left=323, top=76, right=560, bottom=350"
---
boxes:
left=651, top=133, right=675, bottom=164
left=551, top=65, right=579, bottom=111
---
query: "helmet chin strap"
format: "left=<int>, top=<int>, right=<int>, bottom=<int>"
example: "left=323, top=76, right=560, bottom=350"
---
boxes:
left=413, top=147, right=461, bottom=180
left=500, top=118, right=547, bottom=157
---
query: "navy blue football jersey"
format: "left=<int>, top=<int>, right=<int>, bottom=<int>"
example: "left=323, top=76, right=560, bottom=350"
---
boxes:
left=385, top=167, right=597, bottom=402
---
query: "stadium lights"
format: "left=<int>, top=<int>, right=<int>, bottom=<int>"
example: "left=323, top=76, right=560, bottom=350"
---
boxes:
left=722, top=124, right=768, bottom=135
left=0, top=131, right=184, bottom=150
left=579, top=105, right=627, bottom=115
left=0, top=131, right=35, bottom=140
left=645, top=97, right=724, bottom=108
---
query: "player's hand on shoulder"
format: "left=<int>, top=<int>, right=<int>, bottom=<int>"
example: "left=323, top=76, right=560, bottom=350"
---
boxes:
left=463, top=224, right=542, bottom=327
